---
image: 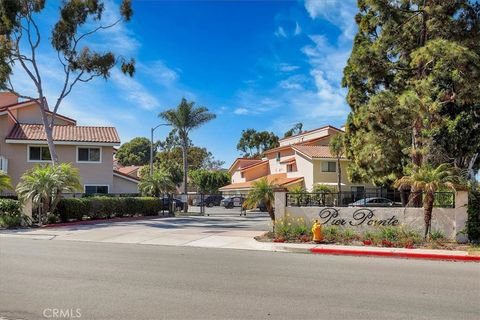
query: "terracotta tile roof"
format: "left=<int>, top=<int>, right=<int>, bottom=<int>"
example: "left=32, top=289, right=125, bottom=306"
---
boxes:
left=278, top=125, right=343, bottom=141
left=264, top=134, right=332, bottom=154
left=116, top=166, right=141, bottom=176
left=6, top=124, right=120, bottom=144
left=219, top=173, right=303, bottom=191
left=279, top=157, right=296, bottom=164
left=240, top=159, right=269, bottom=172
left=293, top=145, right=344, bottom=159
left=113, top=169, right=140, bottom=182
left=228, top=157, right=263, bottom=173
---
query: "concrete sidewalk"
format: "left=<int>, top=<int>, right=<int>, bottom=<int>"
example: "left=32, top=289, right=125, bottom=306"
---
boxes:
left=1, top=216, right=477, bottom=260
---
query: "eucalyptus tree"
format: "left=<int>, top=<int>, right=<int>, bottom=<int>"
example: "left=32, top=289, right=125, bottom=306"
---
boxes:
left=159, top=98, right=216, bottom=211
left=0, top=0, right=135, bottom=164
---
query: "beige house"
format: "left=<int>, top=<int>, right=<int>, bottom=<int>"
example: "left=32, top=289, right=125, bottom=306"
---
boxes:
left=220, top=125, right=372, bottom=197
left=0, top=92, right=139, bottom=194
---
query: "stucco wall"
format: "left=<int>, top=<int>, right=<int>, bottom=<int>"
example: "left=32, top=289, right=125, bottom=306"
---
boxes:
left=14, top=104, right=72, bottom=125
left=243, top=163, right=269, bottom=181
left=275, top=191, right=469, bottom=241
left=3, top=143, right=114, bottom=191
left=112, top=175, right=139, bottom=193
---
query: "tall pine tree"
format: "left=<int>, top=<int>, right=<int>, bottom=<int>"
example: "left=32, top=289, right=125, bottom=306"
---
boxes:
left=343, top=0, right=480, bottom=186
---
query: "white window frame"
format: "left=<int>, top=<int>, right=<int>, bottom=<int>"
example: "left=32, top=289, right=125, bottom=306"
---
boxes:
left=27, top=145, right=52, bottom=163
left=76, top=146, right=102, bottom=163
left=321, top=161, right=337, bottom=172
left=84, top=184, right=109, bottom=194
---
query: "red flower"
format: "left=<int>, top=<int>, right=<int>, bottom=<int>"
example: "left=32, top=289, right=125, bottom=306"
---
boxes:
left=363, top=239, right=373, bottom=246
left=381, top=240, right=394, bottom=247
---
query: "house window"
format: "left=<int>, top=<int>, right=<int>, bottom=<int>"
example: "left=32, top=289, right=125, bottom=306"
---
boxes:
left=287, top=164, right=294, bottom=172
left=28, top=146, right=51, bottom=162
left=240, top=172, right=245, bottom=178
left=321, top=161, right=336, bottom=172
left=85, top=185, right=109, bottom=194
left=276, top=152, right=281, bottom=162
left=77, top=147, right=101, bottom=162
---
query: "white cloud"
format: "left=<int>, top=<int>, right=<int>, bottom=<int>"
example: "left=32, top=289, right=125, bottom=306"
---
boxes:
left=275, top=26, right=287, bottom=38
left=278, top=75, right=306, bottom=90
left=234, top=108, right=250, bottom=115
left=138, top=61, right=179, bottom=87
left=278, top=63, right=300, bottom=72
left=111, top=68, right=160, bottom=110
left=294, top=22, right=302, bottom=36
left=304, top=0, right=357, bottom=42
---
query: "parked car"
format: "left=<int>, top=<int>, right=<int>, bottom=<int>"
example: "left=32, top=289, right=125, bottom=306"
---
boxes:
left=192, top=195, right=224, bottom=207
left=160, top=197, right=185, bottom=211
left=348, top=197, right=400, bottom=207
left=221, top=196, right=245, bottom=208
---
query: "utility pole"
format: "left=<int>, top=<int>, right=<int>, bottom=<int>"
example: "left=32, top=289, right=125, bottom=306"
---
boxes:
left=150, top=123, right=170, bottom=176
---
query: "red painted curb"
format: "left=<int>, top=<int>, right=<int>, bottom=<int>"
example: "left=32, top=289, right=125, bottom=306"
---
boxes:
left=310, top=248, right=480, bottom=262
left=43, top=215, right=168, bottom=229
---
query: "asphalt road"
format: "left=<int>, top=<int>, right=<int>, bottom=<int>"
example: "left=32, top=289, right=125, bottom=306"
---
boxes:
left=1, top=238, right=479, bottom=320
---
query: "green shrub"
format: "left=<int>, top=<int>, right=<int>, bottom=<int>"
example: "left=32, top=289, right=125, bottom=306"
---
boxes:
left=55, top=198, right=90, bottom=222
left=54, top=197, right=163, bottom=222
left=467, top=189, right=480, bottom=242
left=322, top=225, right=341, bottom=242
left=430, top=230, right=446, bottom=241
left=0, top=199, right=28, bottom=228
left=341, top=228, right=358, bottom=242
left=274, top=214, right=311, bottom=240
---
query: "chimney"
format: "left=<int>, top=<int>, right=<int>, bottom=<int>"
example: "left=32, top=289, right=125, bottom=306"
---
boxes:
left=0, top=92, right=19, bottom=107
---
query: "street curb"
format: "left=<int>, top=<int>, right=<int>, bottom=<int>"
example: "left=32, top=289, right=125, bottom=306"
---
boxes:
left=43, top=215, right=169, bottom=229
left=310, top=247, right=480, bottom=262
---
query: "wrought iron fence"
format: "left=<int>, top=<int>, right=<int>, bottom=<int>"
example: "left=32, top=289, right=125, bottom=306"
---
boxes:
left=286, top=191, right=455, bottom=208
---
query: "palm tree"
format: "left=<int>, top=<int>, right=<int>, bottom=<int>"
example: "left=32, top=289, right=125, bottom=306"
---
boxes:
left=329, top=134, right=344, bottom=205
left=139, top=169, right=175, bottom=197
left=243, top=177, right=277, bottom=226
left=16, top=164, right=81, bottom=225
left=159, top=98, right=216, bottom=212
left=50, top=164, right=82, bottom=211
left=394, top=163, right=462, bottom=239
left=0, top=171, right=13, bottom=192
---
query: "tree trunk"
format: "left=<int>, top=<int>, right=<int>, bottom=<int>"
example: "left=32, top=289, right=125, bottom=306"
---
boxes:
left=337, top=158, right=342, bottom=205
left=267, top=201, right=275, bottom=232
left=182, top=142, right=188, bottom=213
left=423, top=191, right=434, bottom=239
left=39, top=99, right=59, bottom=165
left=41, top=197, right=50, bottom=226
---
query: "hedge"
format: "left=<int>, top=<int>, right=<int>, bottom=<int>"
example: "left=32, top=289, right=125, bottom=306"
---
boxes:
left=0, top=199, right=25, bottom=228
left=54, top=197, right=166, bottom=222
left=467, top=189, right=480, bottom=242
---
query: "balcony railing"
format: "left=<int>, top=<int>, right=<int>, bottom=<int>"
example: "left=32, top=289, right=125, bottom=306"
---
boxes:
left=0, top=156, right=7, bottom=173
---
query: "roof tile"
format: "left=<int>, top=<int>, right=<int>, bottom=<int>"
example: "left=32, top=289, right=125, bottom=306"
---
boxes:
left=6, top=124, right=120, bottom=144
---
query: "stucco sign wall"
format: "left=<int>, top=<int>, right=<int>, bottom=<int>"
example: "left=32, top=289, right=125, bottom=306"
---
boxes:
left=274, top=191, right=469, bottom=241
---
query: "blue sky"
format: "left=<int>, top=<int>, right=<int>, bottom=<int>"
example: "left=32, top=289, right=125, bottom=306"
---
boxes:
left=11, top=0, right=358, bottom=166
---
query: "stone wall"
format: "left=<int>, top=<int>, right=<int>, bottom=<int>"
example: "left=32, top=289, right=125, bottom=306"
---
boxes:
left=274, top=191, right=468, bottom=241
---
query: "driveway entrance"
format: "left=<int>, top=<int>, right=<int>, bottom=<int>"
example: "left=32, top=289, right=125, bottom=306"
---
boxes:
left=1, top=213, right=272, bottom=250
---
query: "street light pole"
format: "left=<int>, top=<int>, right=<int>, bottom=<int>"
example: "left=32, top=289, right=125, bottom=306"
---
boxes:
left=150, top=123, right=170, bottom=176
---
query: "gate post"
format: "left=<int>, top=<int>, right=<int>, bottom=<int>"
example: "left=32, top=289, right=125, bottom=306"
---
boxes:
left=455, top=191, right=469, bottom=243
left=274, top=188, right=287, bottom=220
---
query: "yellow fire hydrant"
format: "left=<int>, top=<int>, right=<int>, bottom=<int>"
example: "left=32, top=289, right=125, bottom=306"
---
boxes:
left=311, top=220, right=322, bottom=243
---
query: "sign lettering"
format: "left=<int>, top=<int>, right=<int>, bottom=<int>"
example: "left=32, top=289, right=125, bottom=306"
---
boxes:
left=318, top=208, right=399, bottom=227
